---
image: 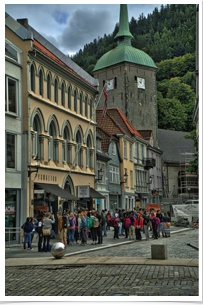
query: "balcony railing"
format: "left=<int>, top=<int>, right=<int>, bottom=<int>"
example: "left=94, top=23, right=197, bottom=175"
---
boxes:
left=142, top=158, right=156, bottom=170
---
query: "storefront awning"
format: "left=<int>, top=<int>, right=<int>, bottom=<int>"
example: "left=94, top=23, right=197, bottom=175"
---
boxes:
left=35, top=183, right=79, bottom=201
left=90, top=187, right=105, bottom=199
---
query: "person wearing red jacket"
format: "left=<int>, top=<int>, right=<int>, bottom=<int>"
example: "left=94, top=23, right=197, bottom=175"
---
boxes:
left=113, top=216, right=119, bottom=239
left=134, top=213, right=143, bottom=241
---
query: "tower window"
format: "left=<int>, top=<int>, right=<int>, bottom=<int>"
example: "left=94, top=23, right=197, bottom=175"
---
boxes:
left=114, top=77, right=117, bottom=89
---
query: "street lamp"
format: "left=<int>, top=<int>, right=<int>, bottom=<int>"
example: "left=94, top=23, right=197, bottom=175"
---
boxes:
left=28, top=155, right=41, bottom=177
left=147, top=175, right=153, bottom=184
left=95, top=168, right=104, bottom=182
left=120, top=172, right=128, bottom=184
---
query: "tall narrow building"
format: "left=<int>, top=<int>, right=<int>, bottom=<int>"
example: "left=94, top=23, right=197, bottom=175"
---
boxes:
left=93, top=4, right=158, bottom=145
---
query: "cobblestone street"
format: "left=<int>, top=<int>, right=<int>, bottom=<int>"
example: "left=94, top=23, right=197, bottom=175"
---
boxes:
left=5, top=229, right=199, bottom=296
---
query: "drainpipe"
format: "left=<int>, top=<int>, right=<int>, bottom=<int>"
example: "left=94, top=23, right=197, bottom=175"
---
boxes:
left=154, top=68, right=160, bottom=147
left=27, top=56, right=32, bottom=217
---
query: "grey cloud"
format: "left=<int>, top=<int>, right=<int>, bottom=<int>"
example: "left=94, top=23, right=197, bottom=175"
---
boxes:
left=58, top=8, right=113, bottom=53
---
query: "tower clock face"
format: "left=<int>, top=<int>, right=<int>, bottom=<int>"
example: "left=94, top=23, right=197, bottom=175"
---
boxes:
left=137, top=77, right=145, bottom=89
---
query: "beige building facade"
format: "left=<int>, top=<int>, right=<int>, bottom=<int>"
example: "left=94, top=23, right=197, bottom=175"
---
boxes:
left=6, top=14, right=99, bottom=226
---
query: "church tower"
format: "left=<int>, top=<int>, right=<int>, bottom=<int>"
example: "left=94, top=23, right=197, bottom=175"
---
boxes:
left=93, top=4, right=158, bottom=144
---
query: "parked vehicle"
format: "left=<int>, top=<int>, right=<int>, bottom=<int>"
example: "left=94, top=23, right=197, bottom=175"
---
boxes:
left=185, top=200, right=199, bottom=205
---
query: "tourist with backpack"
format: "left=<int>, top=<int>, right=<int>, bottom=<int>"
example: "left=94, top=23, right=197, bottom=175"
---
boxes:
left=101, top=210, right=107, bottom=237
left=67, top=212, right=76, bottom=246
left=89, top=212, right=98, bottom=245
left=150, top=212, right=159, bottom=239
left=134, top=213, right=143, bottom=241
left=142, top=211, right=150, bottom=241
left=156, top=210, right=165, bottom=238
left=57, top=211, right=67, bottom=248
left=113, top=214, right=119, bottom=239
left=129, top=211, right=135, bottom=240
left=80, top=212, right=87, bottom=245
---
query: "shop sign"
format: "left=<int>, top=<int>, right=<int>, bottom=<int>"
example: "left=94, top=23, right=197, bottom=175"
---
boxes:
left=34, top=190, right=44, bottom=194
left=34, top=206, right=49, bottom=213
left=97, top=199, right=100, bottom=205
left=78, top=185, right=90, bottom=198
left=5, top=206, right=16, bottom=214
left=146, top=204, right=161, bottom=212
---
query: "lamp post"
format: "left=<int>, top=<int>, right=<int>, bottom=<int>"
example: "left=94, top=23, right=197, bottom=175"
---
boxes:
left=28, top=155, right=41, bottom=217
left=120, top=172, right=128, bottom=184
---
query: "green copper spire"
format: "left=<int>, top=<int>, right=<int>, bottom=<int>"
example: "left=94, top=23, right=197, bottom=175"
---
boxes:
left=114, top=4, right=134, bottom=41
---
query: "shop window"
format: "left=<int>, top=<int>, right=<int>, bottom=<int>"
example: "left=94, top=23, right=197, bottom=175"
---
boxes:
left=5, top=189, right=17, bottom=242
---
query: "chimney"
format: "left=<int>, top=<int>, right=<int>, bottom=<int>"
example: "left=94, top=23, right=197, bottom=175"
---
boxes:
left=17, top=18, right=29, bottom=29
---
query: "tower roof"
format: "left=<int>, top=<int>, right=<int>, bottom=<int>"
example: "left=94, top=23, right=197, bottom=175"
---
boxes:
left=114, top=4, right=134, bottom=40
left=93, top=4, right=157, bottom=72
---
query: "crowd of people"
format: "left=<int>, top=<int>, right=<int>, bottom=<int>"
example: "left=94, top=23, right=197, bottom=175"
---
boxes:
left=21, top=207, right=171, bottom=251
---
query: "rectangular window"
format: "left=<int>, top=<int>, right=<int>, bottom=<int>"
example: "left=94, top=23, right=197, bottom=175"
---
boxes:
left=130, top=143, right=133, bottom=161
left=109, top=165, right=119, bottom=184
left=130, top=170, right=133, bottom=188
left=5, top=76, right=18, bottom=114
left=6, top=133, right=16, bottom=169
left=134, top=142, right=137, bottom=162
left=124, top=140, right=127, bottom=159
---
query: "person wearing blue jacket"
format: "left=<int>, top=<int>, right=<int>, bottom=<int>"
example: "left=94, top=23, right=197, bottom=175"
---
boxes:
left=21, top=217, right=34, bottom=251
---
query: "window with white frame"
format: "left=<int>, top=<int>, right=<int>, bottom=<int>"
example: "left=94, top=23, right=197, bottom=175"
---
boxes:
left=130, top=143, right=133, bottom=161
left=134, top=142, right=137, bottom=162
left=109, top=165, right=119, bottom=184
left=5, top=76, right=18, bottom=115
left=139, top=143, right=142, bottom=164
left=124, top=140, right=127, bottom=159
left=6, top=133, right=16, bottom=169
left=130, top=170, right=133, bottom=188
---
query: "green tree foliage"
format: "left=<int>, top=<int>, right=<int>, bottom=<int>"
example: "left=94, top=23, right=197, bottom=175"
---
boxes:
left=183, top=130, right=198, bottom=173
left=72, top=4, right=196, bottom=73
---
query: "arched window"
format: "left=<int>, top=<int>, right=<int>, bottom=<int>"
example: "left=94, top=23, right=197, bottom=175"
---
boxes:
left=76, top=129, right=83, bottom=166
left=54, top=78, right=58, bottom=103
left=47, top=73, right=51, bottom=100
left=90, top=98, right=92, bottom=118
left=49, top=121, right=57, bottom=161
left=39, top=69, right=43, bottom=96
left=61, top=82, right=65, bottom=107
left=86, top=134, right=92, bottom=168
left=68, top=86, right=71, bottom=109
left=74, top=89, right=77, bottom=112
left=30, top=64, right=35, bottom=92
left=80, top=93, right=83, bottom=115
left=63, top=125, right=71, bottom=163
left=85, top=96, right=88, bottom=117
left=32, top=115, right=41, bottom=158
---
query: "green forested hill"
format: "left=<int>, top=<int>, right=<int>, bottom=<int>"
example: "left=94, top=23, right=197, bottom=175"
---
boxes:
left=72, top=4, right=196, bottom=132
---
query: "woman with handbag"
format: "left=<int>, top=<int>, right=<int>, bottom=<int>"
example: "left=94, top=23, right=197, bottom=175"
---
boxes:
left=21, top=217, right=34, bottom=251
left=42, top=212, right=55, bottom=252
left=163, top=212, right=171, bottom=237
left=134, top=213, right=143, bottom=241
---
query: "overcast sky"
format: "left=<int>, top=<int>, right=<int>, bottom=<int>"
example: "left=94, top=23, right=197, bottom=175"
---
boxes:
left=5, top=3, right=164, bottom=56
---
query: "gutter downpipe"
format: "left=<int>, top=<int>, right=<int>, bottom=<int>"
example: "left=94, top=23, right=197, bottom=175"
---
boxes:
left=27, top=56, right=32, bottom=217
left=154, top=68, right=160, bottom=148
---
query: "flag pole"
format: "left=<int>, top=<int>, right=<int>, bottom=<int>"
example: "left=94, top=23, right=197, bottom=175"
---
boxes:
left=68, top=81, right=107, bottom=175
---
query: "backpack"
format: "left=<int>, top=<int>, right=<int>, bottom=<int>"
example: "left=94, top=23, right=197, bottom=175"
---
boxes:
left=63, top=216, right=70, bottom=228
left=93, top=217, right=99, bottom=228
left=155, top=217, right=160, bottom=226
left=101, top=216, right=105, bottom=226
left=81, top=218, right=87, bottom=228
left=110, top=218, right=114, bottom=227
left=126, top=217, right=131, bottom=228
left=69, top=217, right=73, bottom=227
